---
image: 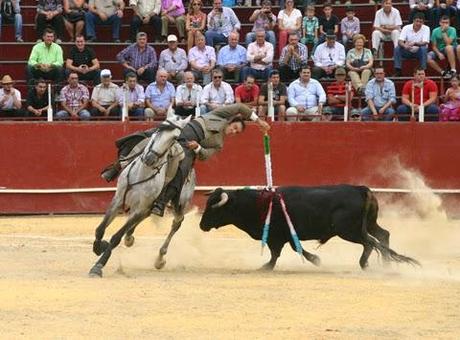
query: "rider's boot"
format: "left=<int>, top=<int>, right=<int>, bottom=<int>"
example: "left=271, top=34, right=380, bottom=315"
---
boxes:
left=101, top=161, right=121, bottom=182
left=152, top=186, right=176, bottom=217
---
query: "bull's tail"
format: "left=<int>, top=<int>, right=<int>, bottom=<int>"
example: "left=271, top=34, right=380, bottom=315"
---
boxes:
left=361, top=188, right=421, bottom=267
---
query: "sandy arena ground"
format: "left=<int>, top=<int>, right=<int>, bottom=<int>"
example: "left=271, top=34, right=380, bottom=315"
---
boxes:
left=1, top=200, right=460, bottom=339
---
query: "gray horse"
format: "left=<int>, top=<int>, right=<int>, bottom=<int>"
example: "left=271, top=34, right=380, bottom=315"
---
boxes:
left=89, top=116, right=195, bottom=277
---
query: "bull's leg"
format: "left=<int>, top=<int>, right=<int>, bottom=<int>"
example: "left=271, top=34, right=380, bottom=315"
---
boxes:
left=154, top=214, right=185, bottom=270
left=287, top=240, right=321, bottom=266
left=260, top=242, right=284, bottom=271
left=368, top=223, right=391, bottom=264
left=93, top=197, right=121, bottom=256
left=359, top=244, right=373, bottom=270
left=89, top=211, right=149, bottom=278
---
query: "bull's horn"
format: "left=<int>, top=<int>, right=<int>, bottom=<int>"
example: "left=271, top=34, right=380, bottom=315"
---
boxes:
left=211, top=192, right=229, bottom=208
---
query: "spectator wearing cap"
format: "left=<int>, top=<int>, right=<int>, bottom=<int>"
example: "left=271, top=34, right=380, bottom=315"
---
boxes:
left=241, top=29, right=274, bottom=82
left=279, top=32, right=308, bottom=82
left=234, top=74, right=260, bottom=111
left=128, top=0, right=161, bottom=43
left=323, top=67, right=353, bottom=121
left=26, top=78, right=53, bottom=118
left=144, top=69, right=176, bottom=121
left=0, top=0, right=23, bottom=42
left=158, top=34, right=188, bottom=84
left=361, top=67, right=396, bottom=121
left=36, top=0, right=65, bottom=42
left=258, top=70, right=287, bottom=120
left=277, top=0, right=302, bottom=55
left=286, top=66, right=326, bottom=121
left=188, top=32, right=216, bottom=85
left=199, top=68, right=234, bottom=115
left=161, top=0, right=186, bottom=43
left=393, top=13, right=430, bottom=76
left=56, top=72, right=91, bottom=120
left=90, top=69, right=120, bottom=117
left=26, top=28, right=64, bottom=85
left=117, top=72, right=145, bottom=117
left=317, top=3, right=339, bottom=47
left=371, top=0, right=402, bottom=56
left=246, top=0, right=277, bottom=47
left=205, top=0, right=241, bottom=47
left=66, top=35, right=101, bottom=84
left=311, top=30, right=346, bottom=80
left=340, top=6, right=360, bottom=48
left=346, top=34, right=373, bottom=93
left=217, top=32, right=247, bottom=82
left=85, top=0, right=124, bottom=43
left=117, top=32, right=158, bottom=84
left=175, top=71, right=202, bottom=117
left=0, top=75, right=22, bottom=117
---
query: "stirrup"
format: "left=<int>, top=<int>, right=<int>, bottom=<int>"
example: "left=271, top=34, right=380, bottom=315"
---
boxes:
left=151, top=201, right=166, bottom=217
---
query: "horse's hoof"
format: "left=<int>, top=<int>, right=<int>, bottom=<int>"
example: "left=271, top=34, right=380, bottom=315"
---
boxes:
left=93, top=240, right=109, bottom=256
left=89, top=264, right=103, bottom=278
left=155, top=257, right=166, bottom=270
left=124, top=235, right=135, bottom=247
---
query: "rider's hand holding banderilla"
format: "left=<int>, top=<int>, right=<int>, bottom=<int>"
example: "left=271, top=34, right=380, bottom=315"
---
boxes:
left=187, top=141, right=200, bottom=150
left=256, top=118, right=271, bottom=133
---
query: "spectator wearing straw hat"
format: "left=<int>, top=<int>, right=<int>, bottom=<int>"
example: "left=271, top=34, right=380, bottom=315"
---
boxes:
left=90, top=69, right=120, bottom=117
left=26, top=78, right=54, bottom=118
left=311, top=30, right=346, bottom=80
left=0, top=75, right=22, bottom=117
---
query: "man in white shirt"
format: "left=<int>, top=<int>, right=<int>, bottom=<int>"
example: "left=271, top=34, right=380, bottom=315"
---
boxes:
left=311, top=30, right=346, bottom=80
left=158, top=34, right=188, bottom=83
left=175, top=71, right=202, bottom=117
left=199, top=68, right=234, bottom=115
left=90, top=69, right=120, bottom=117
left=286, top=66, right=326, bottom=121
left=241, top=29, right=274, bottom=81
left=393, top=13, right=430, bottom=76
left=0, top=75, right=22, bottom=117
left=188, top=32, right=216, bottom=85
left=371, top=0, right=402, bottom=53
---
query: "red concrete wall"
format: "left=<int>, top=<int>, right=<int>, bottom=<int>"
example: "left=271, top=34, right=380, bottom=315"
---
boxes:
left=0, top=121, right=459, bottom=214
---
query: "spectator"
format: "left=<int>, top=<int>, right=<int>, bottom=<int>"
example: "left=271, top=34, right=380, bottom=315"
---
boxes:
left=117, top=72, right=145, bottom=118
left=258, top=70, right=287, bottom=120
left=371, top=0, right=402, bottom=56
left=361, top=67, right=396, bottom=121
left=346, top=34, right=373, bottom=93
left=317, top=3, right=339, bottom=46
left=175, top=71, right=202, bottom=117
left=90, top=69, right=120, bottom=117
left=340, top=6, right=360, bottom=48
left=277, top=0, right=302, bottom=55
left=26, top=79, right=53, bottom=118
left=63, top=0, right=86, bottom=41
left=324, top=67, right=352, bottom=121
left=66, top=35, right=100, bottom=84
left=217, top=31, right=247, bottom=82
left=158, top=34, right=188, bottom=84
left=311, top=30, right=345, bottom=80
left=205, top=0, right=240, bottom=47
left=144, top=69, right=176, bottom=121
left=286, top=66, right=326, bottom=121
left=36, top=0, right=64, bottom=42
left=199, top=68, right=234, bottom=115
left=56, top=72, right=91, bottom=120
left=185, top=0, right=206, bottom=51
left=26, top=28, right=64, bottom=85
left=242, top=30, right=274, bottom=81
left=301, top=5, right=319, bottom=48
left=117, top=32, right=157, bottom=84
left=235, top=75, right=259, bottom=111
left=439, top=75, right=460, bottom=121
left=393, top=13, right=430, bottom=76
left=245, top=0, right=277, bottom=47
left=85, top=0, right=124, bottom=42
left=189, top=32, right=216, bottom=85
left=128, top=0, right=161, bottom=43
left=396, top=67, right=439, bottom=121
left=409, top=0, right=434, bottom=28
left=161, top=0, right=186, bottom=43
left=279, top=32, right=308, bottom=82
left=427, top=15, right=460, bottom=78
left=0, top=75, right=22, bottom=117
left=0, top=0, right=23, bottom=42
left=433, top=0, right=456, bottom=28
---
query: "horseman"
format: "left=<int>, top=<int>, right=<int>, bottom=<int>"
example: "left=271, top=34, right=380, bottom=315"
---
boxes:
left=101, top=103, right=270, bottom=217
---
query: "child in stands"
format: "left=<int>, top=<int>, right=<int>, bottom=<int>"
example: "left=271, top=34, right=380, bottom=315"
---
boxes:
left=301, top=5, right=319, bottom=52
left=440, top=75, right=460, bottom=120
left=340, top=6, right=360, bottom=49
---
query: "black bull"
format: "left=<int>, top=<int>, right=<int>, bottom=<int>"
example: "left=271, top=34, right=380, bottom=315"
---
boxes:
left=199, top=185, right=420, bottom=270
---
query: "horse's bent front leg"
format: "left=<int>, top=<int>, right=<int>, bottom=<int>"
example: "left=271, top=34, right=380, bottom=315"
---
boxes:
left=155, top=215, right=185, bottom=270
left=93, top=197, right=121, bottom=255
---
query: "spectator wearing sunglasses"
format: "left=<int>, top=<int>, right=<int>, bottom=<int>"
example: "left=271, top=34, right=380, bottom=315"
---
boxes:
left=158, top=34, right=188, bottom=83
left=199, top=68, right=234, bottom=115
